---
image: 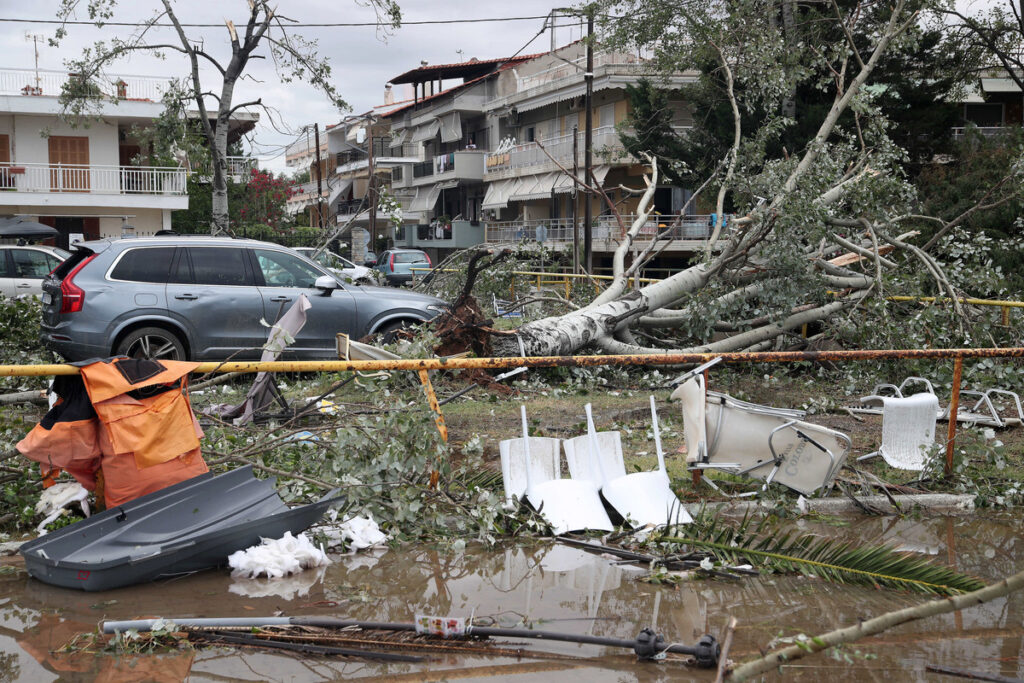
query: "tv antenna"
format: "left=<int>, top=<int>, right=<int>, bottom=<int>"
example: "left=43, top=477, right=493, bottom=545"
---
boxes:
left=25, top=33, right=44, bottom=93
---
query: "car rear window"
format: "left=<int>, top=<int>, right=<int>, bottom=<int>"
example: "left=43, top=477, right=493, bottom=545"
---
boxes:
left=394, top=252, right=427, bottom=264
left=49, top=248, right=94, bottom=280
left=110, top=247, right=176, bottom=283
left=185, top=247, right=251, bottom=286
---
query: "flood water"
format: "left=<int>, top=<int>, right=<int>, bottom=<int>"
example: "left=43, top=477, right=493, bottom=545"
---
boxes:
left=1, top=511, right=1022, bottom=682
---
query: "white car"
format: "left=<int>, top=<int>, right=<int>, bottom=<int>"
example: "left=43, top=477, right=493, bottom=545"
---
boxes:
left=0, top=244, right=69, bottom=297
left=293, top=247, right=371, bottom=283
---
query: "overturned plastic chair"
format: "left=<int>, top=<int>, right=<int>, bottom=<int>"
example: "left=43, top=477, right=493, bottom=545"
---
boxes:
left=671, top=376, right=851, bottom=496
left=856, top=392, right=938, bottom=471
left=850, top=376, right=1023, bottom=429
left=500, top=406, right=613, bottom=535
left=563, top=402, right=691, bottom=527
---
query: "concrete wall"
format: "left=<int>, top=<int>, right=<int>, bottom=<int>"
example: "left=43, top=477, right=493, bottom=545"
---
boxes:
left=0, top=114, right=118, bottom=166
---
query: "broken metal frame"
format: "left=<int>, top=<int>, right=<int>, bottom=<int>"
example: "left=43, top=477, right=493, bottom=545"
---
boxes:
left=7, top=347, right=1024, bottom=479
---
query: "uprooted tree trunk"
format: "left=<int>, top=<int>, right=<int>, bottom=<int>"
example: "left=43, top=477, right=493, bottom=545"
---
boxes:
left=485, top=0, right=1006, bottom=358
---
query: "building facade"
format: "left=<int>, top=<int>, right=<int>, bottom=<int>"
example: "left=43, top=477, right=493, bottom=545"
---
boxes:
left=0, top=67, right=256, bottom=248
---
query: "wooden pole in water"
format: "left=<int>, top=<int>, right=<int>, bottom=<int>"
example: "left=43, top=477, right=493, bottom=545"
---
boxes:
left=945, top=357, right=963, bottom=478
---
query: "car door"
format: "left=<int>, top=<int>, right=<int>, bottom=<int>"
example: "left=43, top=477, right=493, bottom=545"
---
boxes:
left=165, top=246, right=267, bottom=360
left=0, top=250, right=16, bottom=297
left=9, top=248, right=59, bottom=296
left=249, top=247, right=359, bottom=358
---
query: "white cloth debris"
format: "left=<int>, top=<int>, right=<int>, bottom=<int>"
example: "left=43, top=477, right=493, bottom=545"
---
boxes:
left=318, top=512, right=388, bottom=552
left=229, top=565, right=327, bottom=600
left=35, top=482, right=90, bottom=535
left=228, top=531, right=331, bottom=579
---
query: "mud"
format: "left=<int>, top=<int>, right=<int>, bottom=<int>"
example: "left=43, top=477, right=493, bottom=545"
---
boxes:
left=0, top=511, right=1022, bottom=681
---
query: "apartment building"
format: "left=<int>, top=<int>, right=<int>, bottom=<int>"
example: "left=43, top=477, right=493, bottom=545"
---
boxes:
left=284, top=127, right=331, bottom=227
left=0, top=67, right=256, bottom=248
left=324, top=113, right=419, bottom=263
left=377, top=44, right=706, bottom=264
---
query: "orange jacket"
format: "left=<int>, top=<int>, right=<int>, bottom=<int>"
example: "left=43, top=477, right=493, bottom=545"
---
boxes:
left=18, top=358, right=209, bottom=508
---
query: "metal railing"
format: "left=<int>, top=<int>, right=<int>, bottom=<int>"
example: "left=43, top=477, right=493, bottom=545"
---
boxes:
left=485, top=126, right=624, bottom=173
left=0, top=162, right=186, bottom=195
left=516, top=52, right=649, bottom=92
left=412, top=160, right=434, bottom=179
left=484, top=214, right=714, bottom=244
left=336, top=199, right=366, bottom=216
left=951, top=126, right=1017, bottom=141
left=0, top=67, right=170, bottom=100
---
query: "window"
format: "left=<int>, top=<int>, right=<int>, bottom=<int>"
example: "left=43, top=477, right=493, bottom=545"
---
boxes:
left=253, top=248, right=324, bottom=288
left=184, top=247, right=250, bottom=286
left=394, top=251, right=428, bottom=264
left=110, top=247, right=175, bottom=283
left=599, top=103, right=614, bottom=128
left=964, top=103, right=1003, bottom=127
left=0, top=252, right=11, bottom=278
left=11, top=249, right=58, bottom=278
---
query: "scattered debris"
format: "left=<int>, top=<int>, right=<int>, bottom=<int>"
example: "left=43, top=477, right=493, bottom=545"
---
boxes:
left=34, top=482, right=89, bottom=534
left=228, top=531, right=330, bottom=579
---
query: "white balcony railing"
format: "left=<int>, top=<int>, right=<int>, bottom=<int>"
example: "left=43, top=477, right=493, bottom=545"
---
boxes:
left=485, top=214, right=714, bottom=244
left=486, top=126, right=625, bottom=175
left=0, top=67, right=170, bottom=101
left=0, top=163, right=186, bottom=195
left=516, top=53, right=649, bottom=92
left=951, top=126, right=1014, bottom=141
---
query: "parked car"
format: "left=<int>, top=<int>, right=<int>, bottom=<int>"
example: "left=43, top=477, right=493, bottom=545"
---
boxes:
left=40, top=237, right=448, bottom=361
left=0, top=245, right=69, bottom=297
left=375, top=249, right=431, bottom=286
left=362, top=251, right=378, bottom=267
left=292, top=247, right=371, bottom=283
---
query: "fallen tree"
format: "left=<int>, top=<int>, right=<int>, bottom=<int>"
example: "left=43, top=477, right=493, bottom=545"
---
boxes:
left=471, top=0, right=1024, bottom=358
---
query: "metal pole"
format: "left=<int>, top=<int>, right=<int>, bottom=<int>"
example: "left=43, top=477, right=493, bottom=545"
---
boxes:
left=945, top=358, right=963, bottom=478
left=5, top=348, right=1024, bottom=377
left=572, top=124, right=579, bottom=274
left=313, top=123, right=324, bottom=231
left=367, top=117, right=377, bottom=254
left=583, top=10, right=594, bottom=274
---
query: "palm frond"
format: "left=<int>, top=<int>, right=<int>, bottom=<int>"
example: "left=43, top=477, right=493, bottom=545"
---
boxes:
left=660, top=512, right=983, bottom=596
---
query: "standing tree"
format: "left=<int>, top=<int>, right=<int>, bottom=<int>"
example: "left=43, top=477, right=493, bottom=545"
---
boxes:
left=53, top=0, right=401, bottom=234
left=471, top=0, right=1024, bottom=357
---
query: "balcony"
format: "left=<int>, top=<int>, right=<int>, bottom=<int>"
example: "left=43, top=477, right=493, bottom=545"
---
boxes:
left=409, top=150, right=486, bottom=186
left=485, top=127, right=625, bottom=178
left=0, top=67, right=169, bottom=100
left=515, top=53, right=650, bottom=93
left=951, top=126, right=1017, bottom=141
left=0, top=162, right=187, bottom=209
left=193, top=156, right=258, bottom=182
left=484, top=214, right=717, bottom=247
left=393, top=219, right=484, bottom=249
left=336, top=199, right=367, bottom=217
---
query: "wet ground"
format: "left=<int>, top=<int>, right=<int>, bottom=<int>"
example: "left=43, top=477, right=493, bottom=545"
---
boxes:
left=1, top=511, right=1022, bottom=682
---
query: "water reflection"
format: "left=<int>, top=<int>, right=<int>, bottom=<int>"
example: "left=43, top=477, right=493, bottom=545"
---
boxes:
left=0, top=512, right=1021, bottom=681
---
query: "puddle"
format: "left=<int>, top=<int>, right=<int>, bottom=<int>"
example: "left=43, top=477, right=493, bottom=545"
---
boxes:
left=1, top=512, right=1022, bottom=681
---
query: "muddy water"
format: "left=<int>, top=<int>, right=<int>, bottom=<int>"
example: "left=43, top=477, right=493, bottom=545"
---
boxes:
left=1, top=512, right=1022, bottom=682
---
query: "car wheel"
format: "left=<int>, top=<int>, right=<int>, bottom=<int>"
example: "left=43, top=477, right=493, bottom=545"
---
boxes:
left=377, top=320, right=417, bottom=343
left=116, top=327, right=187, bottom=361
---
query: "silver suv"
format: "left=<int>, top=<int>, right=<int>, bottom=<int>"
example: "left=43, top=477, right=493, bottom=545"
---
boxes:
left=40, top=236, right=447, bottom=361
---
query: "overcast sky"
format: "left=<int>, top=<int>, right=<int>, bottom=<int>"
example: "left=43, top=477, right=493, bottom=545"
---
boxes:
left=0, top=1, right=588, bottom=173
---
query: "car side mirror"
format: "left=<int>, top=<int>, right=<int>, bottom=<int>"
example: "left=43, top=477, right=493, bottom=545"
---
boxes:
left=314, top=275, right=339, bottom=296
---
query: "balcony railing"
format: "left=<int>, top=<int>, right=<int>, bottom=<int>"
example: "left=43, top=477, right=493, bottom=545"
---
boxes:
left=951, top=126, right=1016, bottom=141
left=485, top=126, right=624, bottom=174
left=516, top=52, right=649, bottom=92
left=0, top=162, right=186, bottom=195
left=337, top=199, right=367, bottom=216
left=484, top=214, right=714, bottom=244
left=412, top=161, right=434, bottom=179
left=0, top=67, right=170, bottom=100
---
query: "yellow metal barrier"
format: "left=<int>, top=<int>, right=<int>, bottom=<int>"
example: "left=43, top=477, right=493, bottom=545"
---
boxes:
left=8, top=347, right=1023, bottom=479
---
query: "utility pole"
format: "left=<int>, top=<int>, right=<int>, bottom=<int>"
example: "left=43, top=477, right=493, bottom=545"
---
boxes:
left=572, top=124, right=579, bottom=274
left=313, top=123, right=324, bottom=231
left=367, top=118, right=377, bottom=254
left=583, top=9, right=594, bottom=273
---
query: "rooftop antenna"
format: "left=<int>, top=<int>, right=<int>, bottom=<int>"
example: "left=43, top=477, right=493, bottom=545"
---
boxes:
left=25, top=33, right=44, bottom=93
left=455, top=49, right=464, bottom=61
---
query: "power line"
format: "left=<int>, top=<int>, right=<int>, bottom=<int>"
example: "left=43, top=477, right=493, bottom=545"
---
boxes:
left=0, top=14, right=572, bottom=28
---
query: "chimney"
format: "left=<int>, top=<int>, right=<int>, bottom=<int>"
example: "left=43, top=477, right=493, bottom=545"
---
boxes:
left=384, top=83, right=394, bottom=105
